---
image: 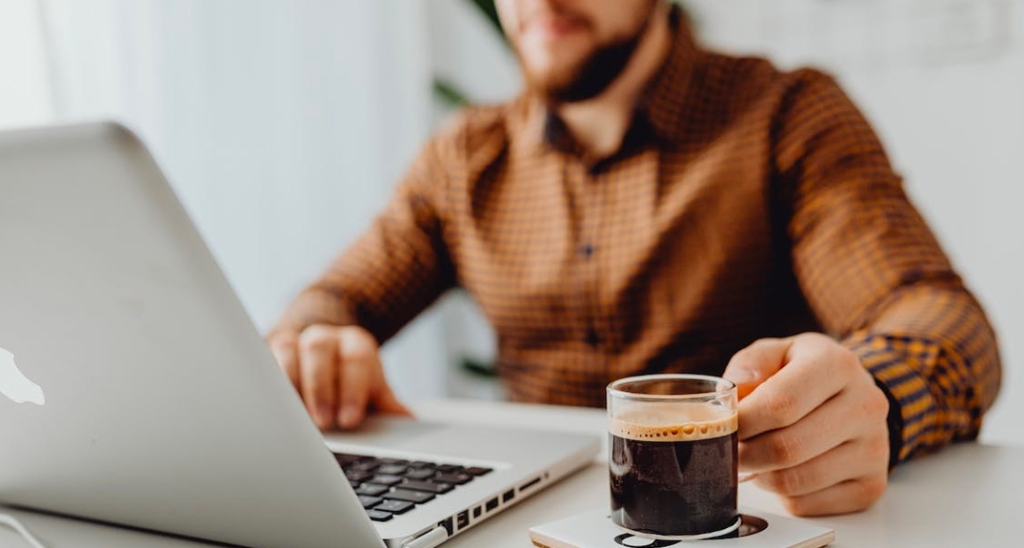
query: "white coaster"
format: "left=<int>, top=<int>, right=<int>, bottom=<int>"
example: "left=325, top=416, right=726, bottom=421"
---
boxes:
left=529, top=508, right=834, bottom=548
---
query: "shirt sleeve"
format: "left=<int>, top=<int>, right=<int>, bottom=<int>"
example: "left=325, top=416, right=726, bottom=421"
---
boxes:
left=269, top=135, right=457, bottom=345
left=773, top=69, right=1002, bottom=466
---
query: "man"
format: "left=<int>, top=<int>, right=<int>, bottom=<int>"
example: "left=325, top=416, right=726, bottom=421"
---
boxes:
left=268, top=0, right=1001, bottom=516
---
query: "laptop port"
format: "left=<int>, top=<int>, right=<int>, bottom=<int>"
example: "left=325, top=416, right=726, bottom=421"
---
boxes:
left=473, top=506, right=482, bottom=518
left=502, top=489, right=515, bottom=503
left=457, top=510, right=470, bottom=530
left=519, top=476, right=542, bottom=492
left=485, top=497, right=499, bottom=512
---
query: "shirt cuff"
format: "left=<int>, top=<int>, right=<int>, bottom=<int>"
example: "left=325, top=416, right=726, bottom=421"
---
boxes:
left=844, top=333, right=939, bottom=467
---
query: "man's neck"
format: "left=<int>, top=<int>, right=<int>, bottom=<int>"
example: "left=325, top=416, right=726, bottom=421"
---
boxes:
left=554, top=3, right=673, bottom=161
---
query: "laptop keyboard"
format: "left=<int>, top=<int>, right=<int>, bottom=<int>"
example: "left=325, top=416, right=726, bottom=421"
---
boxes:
left=334, top=453, right=492, bottom=522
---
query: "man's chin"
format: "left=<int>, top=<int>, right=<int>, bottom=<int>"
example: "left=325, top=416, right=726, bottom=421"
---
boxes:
left=522, top=62, right=598, bottom=101
left=520, top=34, right=644, bottom=104
left=528, top=74, right=611, bottom=105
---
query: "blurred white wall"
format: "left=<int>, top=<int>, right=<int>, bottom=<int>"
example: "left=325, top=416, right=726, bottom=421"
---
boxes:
left=0, top=0, right=53, bottom=127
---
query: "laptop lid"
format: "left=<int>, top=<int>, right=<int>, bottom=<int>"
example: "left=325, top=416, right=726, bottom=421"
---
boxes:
left=0, top=122, right=602, bottom=548
left=0, top=122, right=385, bottom=548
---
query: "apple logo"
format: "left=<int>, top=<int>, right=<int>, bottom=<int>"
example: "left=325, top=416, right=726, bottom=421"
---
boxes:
left=0, top=346, right=45, bottom=405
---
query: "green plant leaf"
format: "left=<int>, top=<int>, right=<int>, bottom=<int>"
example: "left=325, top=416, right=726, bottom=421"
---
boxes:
left=465, top=0, right=504, bottom=40
left=461, top=357, right=499, bottom=378
left=433, top=78, right=471, bottom=108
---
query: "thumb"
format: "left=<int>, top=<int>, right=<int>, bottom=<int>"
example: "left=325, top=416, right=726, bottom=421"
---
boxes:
left=373, top=380, right=414, bottom=418
left=723, top=338, right=794, bottom=400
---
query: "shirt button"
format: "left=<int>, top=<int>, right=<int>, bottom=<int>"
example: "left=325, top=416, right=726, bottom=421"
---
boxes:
left=585, top=327, right=600, bottom=348
left=580, top=243, right=595, bottom=259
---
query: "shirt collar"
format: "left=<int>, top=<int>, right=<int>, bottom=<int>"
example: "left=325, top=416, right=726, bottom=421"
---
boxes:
left=638, top=5, right=700, bottom=144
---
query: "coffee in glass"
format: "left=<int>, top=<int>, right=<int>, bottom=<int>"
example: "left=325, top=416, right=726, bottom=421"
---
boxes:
left=607, top=374, right=740, bottom=540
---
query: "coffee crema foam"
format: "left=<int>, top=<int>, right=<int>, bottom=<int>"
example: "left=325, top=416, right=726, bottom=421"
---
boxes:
left=609, top=403, right=738, bottom=442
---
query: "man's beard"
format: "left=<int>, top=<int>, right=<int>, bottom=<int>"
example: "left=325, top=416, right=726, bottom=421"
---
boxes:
left=519, top=3, right=657, bottom=104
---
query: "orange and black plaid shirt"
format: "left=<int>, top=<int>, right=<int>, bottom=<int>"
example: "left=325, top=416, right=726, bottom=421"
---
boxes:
left=274, top=12, right=1001, bottom=466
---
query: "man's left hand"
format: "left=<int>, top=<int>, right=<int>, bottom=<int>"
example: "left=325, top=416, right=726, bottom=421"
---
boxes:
left=723, top=333, right=890, bottom=516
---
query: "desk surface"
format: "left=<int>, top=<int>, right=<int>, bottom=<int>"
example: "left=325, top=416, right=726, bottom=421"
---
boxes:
left=2, top=399, right=1020, bottom=547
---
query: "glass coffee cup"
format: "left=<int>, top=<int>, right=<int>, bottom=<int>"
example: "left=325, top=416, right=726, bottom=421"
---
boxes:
left=608, top=374, right=740, bottom=540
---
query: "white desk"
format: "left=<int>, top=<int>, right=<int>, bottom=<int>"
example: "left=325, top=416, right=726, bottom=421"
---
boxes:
left=2, top=399, right=1020, bottom=547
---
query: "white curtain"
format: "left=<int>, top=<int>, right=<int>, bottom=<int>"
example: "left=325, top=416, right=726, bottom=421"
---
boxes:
left=0, top=0, right=54, bottom=127
left=2, top=0, right=462, bottom=401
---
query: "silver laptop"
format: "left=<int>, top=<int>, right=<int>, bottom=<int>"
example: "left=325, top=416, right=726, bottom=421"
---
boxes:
left=0, top=122, right=600, bottom=548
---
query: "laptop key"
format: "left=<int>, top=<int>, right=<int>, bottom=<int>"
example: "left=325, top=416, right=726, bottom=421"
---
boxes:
left=349, top=480, right=361, bottom=488
left=404, top=468, right=436, bottom=481
left=435, top=465, right=464, bottom=474
left=355, top=483, right=391, bottom=497
left=334, top=453, right=366, bottom=466
left=434, top=473, right=472, bottom=485
left=346, top=470, right=372, bottom=483
left=358, top=495, right=383, bottom=509
left=385, top=489, right=436, bottom=504
left=370, top=474, right=404, bottom=486
left=464, top=467, right=493, bottom=476
left=401, top=480, right=453, bottom=494
left=408, top=461, right=434, bottom=469
left=378, top=458, right=409, bottom=466
left=375, top=499, right=415, bottom=515
left=350, top=460, right=382, bottom=473
left=367, top=510, right=393, bottom=522
left=377, top=464, right=409, bottom=476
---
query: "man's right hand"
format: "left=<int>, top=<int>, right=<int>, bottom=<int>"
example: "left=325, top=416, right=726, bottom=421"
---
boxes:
left=267, top=324, right=412, bottom=430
